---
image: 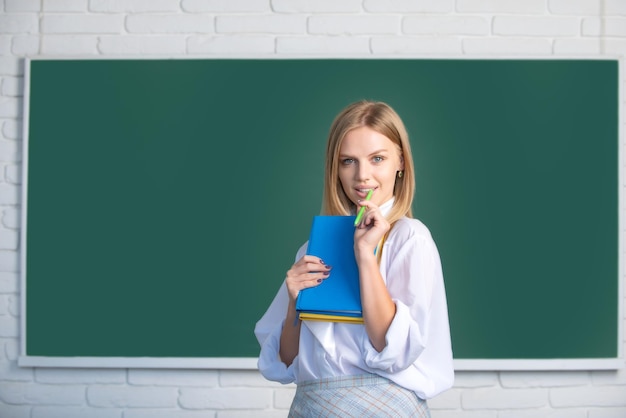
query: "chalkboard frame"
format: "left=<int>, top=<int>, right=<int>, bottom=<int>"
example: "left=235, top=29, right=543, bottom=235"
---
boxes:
left=18, top=57, right=624, bottom=371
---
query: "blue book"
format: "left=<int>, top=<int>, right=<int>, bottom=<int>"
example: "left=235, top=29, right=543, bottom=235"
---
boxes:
left=295, top=216, right=363, bottom=323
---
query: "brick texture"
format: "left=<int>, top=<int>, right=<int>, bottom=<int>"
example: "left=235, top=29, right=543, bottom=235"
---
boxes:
left=0, top=2, right=625, bottom=417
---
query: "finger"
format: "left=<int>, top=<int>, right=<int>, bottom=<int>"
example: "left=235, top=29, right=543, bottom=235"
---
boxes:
left=355, top=200, right=381, bottom=225
left=290, top=263, right=331, bottom=278
left=297, top=257, right=331, bottom=272
left=357, top=199, right=380, bottom=211
left=293, top=270, right=331, bottom=287
left=364, top=209, right=383, bottom=226
left=301, top=254, right=326, bottom=264
left=288, top=272, right=329, bottom=299
left=313, top=267, right=332, bottom=281
left=287, top=263, right=332, bottom=283
left=296, top=255, right=328, bottom=269
left=357, top=208, right=381, bottom=228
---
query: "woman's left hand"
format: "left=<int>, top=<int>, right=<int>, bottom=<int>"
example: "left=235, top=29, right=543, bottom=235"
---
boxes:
left=353, top=200, right=396, bottom=352
left=354, top=200, right=390, bottom=257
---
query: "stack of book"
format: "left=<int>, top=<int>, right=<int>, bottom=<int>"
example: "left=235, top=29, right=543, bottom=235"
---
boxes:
left=296, top=216, right=363, bottom=324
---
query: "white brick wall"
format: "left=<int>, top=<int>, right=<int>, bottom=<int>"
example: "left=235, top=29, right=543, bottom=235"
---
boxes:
left=0, top=0, right=625, bottom=417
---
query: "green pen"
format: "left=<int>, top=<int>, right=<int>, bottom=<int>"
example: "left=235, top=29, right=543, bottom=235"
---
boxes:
left=354, top=189, right=373, bottom=226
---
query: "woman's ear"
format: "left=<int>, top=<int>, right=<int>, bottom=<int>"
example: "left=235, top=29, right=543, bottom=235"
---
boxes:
left=399, top=155, right=405, bottom=171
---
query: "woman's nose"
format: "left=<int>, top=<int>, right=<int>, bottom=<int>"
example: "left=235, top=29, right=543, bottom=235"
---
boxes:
left=356, top=163, right=370, bottom=181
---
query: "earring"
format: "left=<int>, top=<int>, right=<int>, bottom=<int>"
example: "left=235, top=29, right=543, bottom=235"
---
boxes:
left=397, top=171, right=403, bottom=178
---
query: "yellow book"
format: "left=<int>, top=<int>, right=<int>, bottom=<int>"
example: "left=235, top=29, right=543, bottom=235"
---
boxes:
left=299, top=312, right=364, bottom=324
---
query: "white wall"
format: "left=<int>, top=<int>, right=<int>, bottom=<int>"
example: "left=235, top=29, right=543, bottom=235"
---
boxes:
left=1, top=0, right=625, bottom=417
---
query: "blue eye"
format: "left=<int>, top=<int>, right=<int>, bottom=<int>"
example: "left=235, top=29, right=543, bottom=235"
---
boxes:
left=373, top=156, right=384, bottom=163
left=341, top=158, right=354, bottom=165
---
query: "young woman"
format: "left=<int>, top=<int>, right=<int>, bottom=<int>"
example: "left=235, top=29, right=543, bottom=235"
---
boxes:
left=255, top=101, right=454, bottom=417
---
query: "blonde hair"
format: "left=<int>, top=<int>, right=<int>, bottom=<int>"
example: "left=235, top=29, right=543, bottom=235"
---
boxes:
left=322, top=100, right=415, bottom=225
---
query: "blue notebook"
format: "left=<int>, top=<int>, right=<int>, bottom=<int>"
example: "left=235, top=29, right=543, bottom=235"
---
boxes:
left=295, top=216, right=363, bottom=323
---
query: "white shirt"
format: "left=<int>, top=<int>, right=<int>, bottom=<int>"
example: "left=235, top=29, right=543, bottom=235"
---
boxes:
left=254, top=201, right=454, bottom=399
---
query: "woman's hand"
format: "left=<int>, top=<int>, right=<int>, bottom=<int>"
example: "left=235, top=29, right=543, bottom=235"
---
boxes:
left=354, top=200, right=390, bottom=259
left=285, top=255, right=331, bottom=302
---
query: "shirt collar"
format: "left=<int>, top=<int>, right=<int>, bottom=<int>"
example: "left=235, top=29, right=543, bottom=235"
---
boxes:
left=379, top=197, right=395, bottom=217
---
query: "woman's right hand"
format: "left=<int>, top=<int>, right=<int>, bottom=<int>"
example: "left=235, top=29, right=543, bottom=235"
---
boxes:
left=281, top=255, right=329, bottom=365
left=285, top=255, right=331, bottom=302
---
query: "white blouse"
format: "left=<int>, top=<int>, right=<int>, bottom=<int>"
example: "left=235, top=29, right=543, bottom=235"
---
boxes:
left=254, top=202, right=454, bottom=400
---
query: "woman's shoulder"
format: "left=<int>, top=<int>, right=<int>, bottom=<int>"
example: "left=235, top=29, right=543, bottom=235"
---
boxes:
left=390, top=217, right=436, bottom=245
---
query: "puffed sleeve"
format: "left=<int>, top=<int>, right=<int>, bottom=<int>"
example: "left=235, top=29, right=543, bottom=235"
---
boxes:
left=254, top=281, right=296, bottom=383
left=361, top=219, right=453, bottom=377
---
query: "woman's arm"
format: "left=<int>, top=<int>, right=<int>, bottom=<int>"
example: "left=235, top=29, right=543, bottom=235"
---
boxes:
left=279, top=300, right=301, bottom=366
left=361, top=218, right=451, bottom=377
left=279, top=255, right=330, bottom=366
left=354, top=201, right=396, bottom=352
left=355, top=248, right=396, bottom=352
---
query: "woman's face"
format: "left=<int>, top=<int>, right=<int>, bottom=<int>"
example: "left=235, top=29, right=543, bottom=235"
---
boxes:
left=338, top=126, right=404, bottom=208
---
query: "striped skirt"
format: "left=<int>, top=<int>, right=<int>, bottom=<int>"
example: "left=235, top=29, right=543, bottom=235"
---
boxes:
left=288, top=374, right=430, bottom=418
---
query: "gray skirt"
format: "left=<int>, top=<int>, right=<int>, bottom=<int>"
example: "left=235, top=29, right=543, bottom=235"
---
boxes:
left=288, top=374, right=430, bottom=418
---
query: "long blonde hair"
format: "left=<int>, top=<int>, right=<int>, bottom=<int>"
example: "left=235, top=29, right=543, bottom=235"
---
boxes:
left=322, top=100, right=415, bottom=225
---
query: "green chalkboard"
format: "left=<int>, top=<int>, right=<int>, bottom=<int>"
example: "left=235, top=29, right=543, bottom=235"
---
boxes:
left=23, top=59, right=619, bottom=365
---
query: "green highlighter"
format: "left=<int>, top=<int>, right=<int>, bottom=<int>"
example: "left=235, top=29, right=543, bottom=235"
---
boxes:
left=353, top=189, right=373, bottom=226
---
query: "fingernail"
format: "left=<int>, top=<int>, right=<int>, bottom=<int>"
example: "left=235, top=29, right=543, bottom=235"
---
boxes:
left=325, top=265, right=332, bottom=269
left=319, top=259, right=325, bottom=264
left=317, top=279, right=323, bottom=283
